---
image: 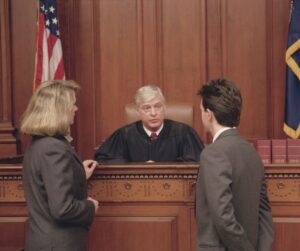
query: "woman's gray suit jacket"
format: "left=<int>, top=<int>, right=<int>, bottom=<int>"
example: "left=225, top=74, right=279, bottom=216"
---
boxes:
left=22, top=136, right=95, bottom=251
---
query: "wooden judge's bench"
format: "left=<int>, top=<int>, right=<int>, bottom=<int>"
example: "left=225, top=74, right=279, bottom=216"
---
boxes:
left=0, top=162, right=300, bottom=251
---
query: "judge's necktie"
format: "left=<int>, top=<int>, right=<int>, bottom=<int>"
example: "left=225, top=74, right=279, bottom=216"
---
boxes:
left=150, top=132, right=158, bottom=141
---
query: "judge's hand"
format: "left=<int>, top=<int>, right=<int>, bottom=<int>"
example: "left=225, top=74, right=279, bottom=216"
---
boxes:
left=88, top=197, right=99, bottom=213
left=83, top=159, right=97, bottom=179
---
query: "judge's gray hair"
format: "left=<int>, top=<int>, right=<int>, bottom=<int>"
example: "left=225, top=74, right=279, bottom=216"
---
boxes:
left=134, top=85, right=165, bottom=105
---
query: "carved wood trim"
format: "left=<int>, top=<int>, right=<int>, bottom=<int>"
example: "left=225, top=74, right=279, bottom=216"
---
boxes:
left=2, top=164, right=300, bottom=204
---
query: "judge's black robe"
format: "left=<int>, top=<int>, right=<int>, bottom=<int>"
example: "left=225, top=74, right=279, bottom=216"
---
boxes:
left=94, top=119, right=204, bottom=163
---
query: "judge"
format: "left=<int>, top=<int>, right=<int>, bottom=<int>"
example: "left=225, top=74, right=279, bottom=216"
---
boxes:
left=94, top=85, right=204, bottom=163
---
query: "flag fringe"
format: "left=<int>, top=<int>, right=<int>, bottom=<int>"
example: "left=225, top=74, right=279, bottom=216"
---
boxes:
left=286, top=39, right=300, bottom=81
left=283, top=123, right=300, bottom=139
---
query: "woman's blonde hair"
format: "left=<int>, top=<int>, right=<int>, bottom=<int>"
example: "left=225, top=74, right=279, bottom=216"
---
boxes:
left=20, top=80, right=80, bottom=136
left=134, top=85, right=165, bottom=105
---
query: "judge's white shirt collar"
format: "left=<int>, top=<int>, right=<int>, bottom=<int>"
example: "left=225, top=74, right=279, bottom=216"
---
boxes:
left=212, top=127, right=234, bottom=142
left=143, top=123, right=164, bottom=137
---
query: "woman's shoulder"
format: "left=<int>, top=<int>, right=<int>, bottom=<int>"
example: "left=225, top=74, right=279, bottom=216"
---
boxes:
left=31, top=135, right=68, bottom=150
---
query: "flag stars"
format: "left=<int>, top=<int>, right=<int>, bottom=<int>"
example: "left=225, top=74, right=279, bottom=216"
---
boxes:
left=49, top=6, right=55, bottom=13
left=52, top=18, right=58, bottom=24
left=40, top=0, right=60, bottom=37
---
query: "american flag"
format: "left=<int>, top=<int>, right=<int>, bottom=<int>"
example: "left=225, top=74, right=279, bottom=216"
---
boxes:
left=34, top=0, right=65, bottom=89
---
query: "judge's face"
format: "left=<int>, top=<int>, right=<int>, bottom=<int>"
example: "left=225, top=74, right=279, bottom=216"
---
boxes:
left=137, top=93, right=166, bottom=132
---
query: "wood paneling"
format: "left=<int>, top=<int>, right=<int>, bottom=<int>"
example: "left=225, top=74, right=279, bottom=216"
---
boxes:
left=96, top=0, right=142, bottom=139
left=90, top=205, right=192, bottom=251
left=0, top=0, right=292, bottom=159
left=269, top=0, right=290, bottom=138
left=9, top=0, right=36, bottom=154
left=89, top=214, right=178, bottom=251
left=68, top=0, right=291, bottom=158
left=273, top=218, right=300, bottom=251
left=225, top=0, right=269, bottom=138
left=160, top=0, right=206, bottom=139
left=0, top=217, right=27, bottom=251
left=0, top=0, right=18, bottom=156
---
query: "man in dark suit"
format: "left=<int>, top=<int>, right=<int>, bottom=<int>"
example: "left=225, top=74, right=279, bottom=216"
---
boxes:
left=195, top=79, right=274, bottom=251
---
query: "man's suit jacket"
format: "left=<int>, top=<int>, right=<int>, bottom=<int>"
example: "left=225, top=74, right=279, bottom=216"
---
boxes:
left=195, top=129, right=274, bottom=251
left=22, top=136, right=95, bottom=251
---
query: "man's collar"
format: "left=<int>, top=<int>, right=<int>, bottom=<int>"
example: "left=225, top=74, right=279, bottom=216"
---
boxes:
left=212, top=127, right=234, bottom=142
left=143, top=123, right=164, bottom=137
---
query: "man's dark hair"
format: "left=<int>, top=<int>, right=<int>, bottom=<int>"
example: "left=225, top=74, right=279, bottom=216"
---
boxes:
left=197, top=79, right=242, bottom=127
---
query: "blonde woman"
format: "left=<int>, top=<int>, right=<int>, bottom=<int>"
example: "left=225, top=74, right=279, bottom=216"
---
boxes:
left=21, top=80, right=98, bottom=251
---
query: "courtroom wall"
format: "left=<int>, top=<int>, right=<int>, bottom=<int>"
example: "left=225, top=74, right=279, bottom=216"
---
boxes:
left=0, top=0, right=290, bottom=159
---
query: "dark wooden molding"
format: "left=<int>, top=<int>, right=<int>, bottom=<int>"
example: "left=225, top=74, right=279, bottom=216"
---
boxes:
left=0, top=0, right=18, bottom=156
